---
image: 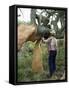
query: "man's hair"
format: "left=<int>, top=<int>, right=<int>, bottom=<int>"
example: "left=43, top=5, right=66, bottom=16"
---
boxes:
left=44, top=31, right=51, bottom=39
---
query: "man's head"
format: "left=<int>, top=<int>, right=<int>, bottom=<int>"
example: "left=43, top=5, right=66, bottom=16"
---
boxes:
left=44, top=31, right=51, bottom=39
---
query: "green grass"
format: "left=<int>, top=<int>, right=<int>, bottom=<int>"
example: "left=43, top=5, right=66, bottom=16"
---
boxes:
left=17, top=40, right=65, bottom=82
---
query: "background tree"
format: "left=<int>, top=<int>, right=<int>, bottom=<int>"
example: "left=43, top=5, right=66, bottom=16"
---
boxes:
left=31, top=9, right=65, bottom=39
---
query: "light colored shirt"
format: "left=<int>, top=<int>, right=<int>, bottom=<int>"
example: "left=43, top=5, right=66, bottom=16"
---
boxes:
left=42, top=36, right=57, bottom=51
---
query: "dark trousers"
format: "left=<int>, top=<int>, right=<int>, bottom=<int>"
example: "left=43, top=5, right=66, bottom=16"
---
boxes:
left=48, top=50, right=57, bottom=76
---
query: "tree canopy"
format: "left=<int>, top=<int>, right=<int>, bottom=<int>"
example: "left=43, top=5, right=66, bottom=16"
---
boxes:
left=31, top=9, right=65, bottom=38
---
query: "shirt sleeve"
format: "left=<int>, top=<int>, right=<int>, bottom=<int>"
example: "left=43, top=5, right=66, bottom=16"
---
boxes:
left=42, top=37, right=52, bottom=43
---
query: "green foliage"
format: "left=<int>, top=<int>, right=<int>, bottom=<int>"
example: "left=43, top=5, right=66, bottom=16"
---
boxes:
left=31, top=9, right=65, bottom=39
left=18, top=40, right=65, bottom=82
left=56, top=46, right=65, bottom=78
left=18, top=20, right=24, bottom=25
left=18, top=20, right=33, bottom=26
left=58, top=39, right=64, bottom=47
left=37, top=25, right=51, bottom=37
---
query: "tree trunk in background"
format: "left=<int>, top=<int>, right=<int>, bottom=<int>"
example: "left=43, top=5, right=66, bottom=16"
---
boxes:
left=31, top=9, right=36, bottom=24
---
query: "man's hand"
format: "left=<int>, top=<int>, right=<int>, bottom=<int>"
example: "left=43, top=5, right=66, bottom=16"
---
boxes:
left=42, top=37, right=45, bottom=43
left=42, top=37, right=49, bottom=43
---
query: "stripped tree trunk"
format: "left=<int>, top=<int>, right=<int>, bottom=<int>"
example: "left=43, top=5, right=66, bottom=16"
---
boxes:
left=18, top=24, right=36, bottom=50
left=18, top=24, right=43, bottom=73
left=32, top=41, right=43, bottom=73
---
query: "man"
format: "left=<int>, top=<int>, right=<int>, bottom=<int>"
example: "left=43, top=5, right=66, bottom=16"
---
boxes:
left=42, top=30, right=57, bottom=77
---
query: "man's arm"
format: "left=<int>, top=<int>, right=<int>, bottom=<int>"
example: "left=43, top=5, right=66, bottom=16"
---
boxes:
left=42, top=37, right=51, bottom=43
